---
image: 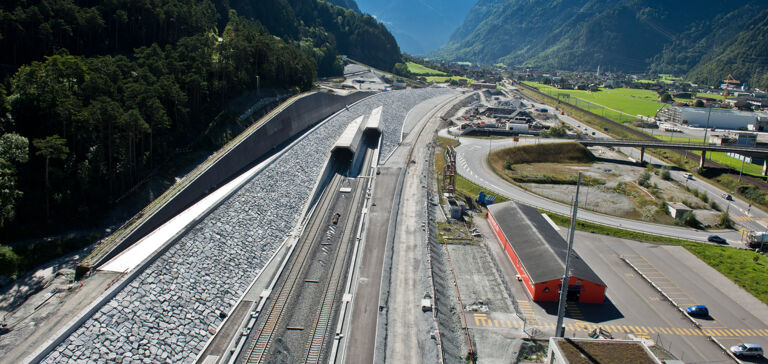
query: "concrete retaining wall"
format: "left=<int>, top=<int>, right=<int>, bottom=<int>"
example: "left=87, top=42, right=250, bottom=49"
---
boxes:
left=96, top=91, right=371, bottom=267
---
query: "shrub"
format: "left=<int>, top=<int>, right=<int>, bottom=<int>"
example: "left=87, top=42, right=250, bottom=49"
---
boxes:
left=504, top=158, right=514, bottom=170
left=0, top=245, right=21, bottom=278
left=675, top=211, right=701, bottom=229
left=615, top=182, right=627, bottom=194
left=738, top=185, right=768, bottom=206
left=710, top=201, right=721, bottom=211
left=719, top=210, right=734, bottom=229
left=638, top=170, right=652, bottom=187
left=542, top=125, right=567, bottom=138
left=660, top=166, right=671, bottom=181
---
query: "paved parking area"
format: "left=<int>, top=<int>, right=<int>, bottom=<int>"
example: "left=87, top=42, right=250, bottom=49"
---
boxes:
left=622, top=245, right=768, bottom=363
left=482, top=222, right=745, bottom=362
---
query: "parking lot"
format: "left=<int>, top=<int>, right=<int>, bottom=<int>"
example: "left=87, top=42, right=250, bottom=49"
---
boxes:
left=479, top=225, right=768, bottom=363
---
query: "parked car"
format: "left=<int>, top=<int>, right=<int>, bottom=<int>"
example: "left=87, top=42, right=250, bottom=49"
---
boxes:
left=730, top=343, right=763, bottom=357
left=684, top=173, right=693, bottom=180
left=707, top=235, right=727, bottom=244
left=685, top=305, right=709, bottom=317
left=722, top=193, right=733, bottom=201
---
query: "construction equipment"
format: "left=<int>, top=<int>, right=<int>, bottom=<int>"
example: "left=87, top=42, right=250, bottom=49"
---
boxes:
left=442, top=146, right=456, bottom=193
left=723, top=74, right=741, bottom=101
left=746, top=231, right=768, bottom=250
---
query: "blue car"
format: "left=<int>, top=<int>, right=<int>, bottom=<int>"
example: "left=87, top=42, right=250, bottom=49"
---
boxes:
left=686, top=305, right=709, bottom=316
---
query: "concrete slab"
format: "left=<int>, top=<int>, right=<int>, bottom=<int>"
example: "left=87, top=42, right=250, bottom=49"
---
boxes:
left=343, top=167, right=400, bottom=364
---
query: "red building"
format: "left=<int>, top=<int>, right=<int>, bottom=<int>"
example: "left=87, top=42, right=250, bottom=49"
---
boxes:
left=487, top=202, right=606, bottom=303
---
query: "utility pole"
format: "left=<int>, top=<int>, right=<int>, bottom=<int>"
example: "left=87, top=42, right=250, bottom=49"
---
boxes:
left=703, top=104, right=712, bottom=145
left=556, top=173, right=581, bottom=337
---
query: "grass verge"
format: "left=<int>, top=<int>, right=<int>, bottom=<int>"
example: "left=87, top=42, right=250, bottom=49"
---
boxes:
left=455, top=174, right=510, bottom=205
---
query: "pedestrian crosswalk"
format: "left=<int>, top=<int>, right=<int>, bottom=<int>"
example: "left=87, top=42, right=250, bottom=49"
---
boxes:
left=565, top=302, right=584, bottom=320
left=732, top=215, right=768, bottom=223
left=469, top=313, right=768, bottom=337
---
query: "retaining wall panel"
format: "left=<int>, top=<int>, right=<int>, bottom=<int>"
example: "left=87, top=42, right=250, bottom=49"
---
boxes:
left=98, top=92, right=370, bottom=267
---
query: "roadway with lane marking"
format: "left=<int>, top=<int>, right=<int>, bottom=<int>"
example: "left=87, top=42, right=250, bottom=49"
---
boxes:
left=444, top=132, right=746, bottom=244
left=468, top=312, right=768, bottom=337
left=504, top=84, right=768, bottom=234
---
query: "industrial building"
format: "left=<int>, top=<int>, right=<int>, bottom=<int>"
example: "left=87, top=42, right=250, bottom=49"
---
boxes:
left=661, top=106, right=763, bottom=130
left=666, top=202, right=691, bottom=218
left=487, top=202, right=606, bottom=303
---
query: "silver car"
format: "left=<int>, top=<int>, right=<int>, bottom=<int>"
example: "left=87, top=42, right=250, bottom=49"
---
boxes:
left=730, top=343, right=763, bottom=357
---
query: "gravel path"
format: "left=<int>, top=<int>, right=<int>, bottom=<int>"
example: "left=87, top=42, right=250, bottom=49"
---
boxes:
left=43, top=88, right=455, bottom=363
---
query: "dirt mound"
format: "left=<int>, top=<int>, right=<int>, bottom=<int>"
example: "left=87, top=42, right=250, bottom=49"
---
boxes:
left=492, top=142, right=595, bottom=164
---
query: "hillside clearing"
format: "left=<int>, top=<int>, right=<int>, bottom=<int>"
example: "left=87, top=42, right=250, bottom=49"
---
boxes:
left=406, top=61, right=446, bottom=75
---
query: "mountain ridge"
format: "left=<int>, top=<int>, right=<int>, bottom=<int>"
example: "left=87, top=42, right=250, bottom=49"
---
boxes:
left=432, top=0, right=768, bottom=88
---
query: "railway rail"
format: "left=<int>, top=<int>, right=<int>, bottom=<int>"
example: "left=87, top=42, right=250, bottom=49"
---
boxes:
left=241, top=147, right=374, bottom=364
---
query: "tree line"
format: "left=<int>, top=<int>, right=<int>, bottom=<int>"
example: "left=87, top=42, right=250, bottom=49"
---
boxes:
left=0, top=0, right=401, bottom=277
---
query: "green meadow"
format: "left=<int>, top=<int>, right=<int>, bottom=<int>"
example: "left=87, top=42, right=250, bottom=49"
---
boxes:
left=426, top=76, right=477, bottom=83
left=523, top=81, right=663, bottom=118
left=405, top=61, right=446, bottom=75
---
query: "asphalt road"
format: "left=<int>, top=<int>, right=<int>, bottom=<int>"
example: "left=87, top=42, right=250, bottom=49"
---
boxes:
left=520, top=91, right=768, bottom=235
left=572, top=232, right=737, bottom=363
left=622, top=242, right=768, bottom=362
left=445, top=131, right=744, bottom=244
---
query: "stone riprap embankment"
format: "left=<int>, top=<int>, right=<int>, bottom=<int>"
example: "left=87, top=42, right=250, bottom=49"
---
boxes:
left=43, top=88, right=455, bottom=363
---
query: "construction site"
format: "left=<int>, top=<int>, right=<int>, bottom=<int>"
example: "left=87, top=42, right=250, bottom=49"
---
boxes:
left=2, top=68, right=767, bottom=364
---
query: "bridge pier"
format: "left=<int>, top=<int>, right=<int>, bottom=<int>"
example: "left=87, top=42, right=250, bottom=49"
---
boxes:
left=639, top=147, right=645, bottom=165
left=699, top=151, right=706, bottom=169
left=763, top=160, right=767, bottom=177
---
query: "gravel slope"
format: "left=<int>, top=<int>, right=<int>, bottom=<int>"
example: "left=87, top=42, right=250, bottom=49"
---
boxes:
left=43, top=88, right=455, bottom=363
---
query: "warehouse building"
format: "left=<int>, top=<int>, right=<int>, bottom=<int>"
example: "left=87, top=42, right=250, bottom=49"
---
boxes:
left=487, top=202, right=606, bottom=303
left=661, top=106, right=762, bottom=130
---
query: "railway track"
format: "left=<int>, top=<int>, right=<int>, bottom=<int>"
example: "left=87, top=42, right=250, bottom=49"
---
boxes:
left=242, top=148, right=374, bottom=364
left=242, top=173, right=344, bottom=363
left=305, top=161, right=368, bottom=363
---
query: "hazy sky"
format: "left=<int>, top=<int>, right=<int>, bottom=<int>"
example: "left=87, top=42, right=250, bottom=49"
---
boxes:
left=355, top=0, right=478, bottom=54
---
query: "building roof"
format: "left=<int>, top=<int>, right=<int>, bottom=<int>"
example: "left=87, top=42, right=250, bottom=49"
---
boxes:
left=666, top=202, right=690, bottom=210
left=487, top=202, right=605, bottom=285
left=550, top=338, right=661, bottom=364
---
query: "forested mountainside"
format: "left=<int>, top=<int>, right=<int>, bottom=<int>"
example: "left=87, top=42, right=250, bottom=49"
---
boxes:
left=685, top=9, right=768, bottom=90
left=0, top=0, right=400, bottom=250
left=327, top=0, right=361, bottom=14
left=432, top=0, right=768, bottom=88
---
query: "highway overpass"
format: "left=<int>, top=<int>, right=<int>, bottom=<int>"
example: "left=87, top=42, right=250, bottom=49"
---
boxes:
left=577, top=138, right=768, bottom=172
